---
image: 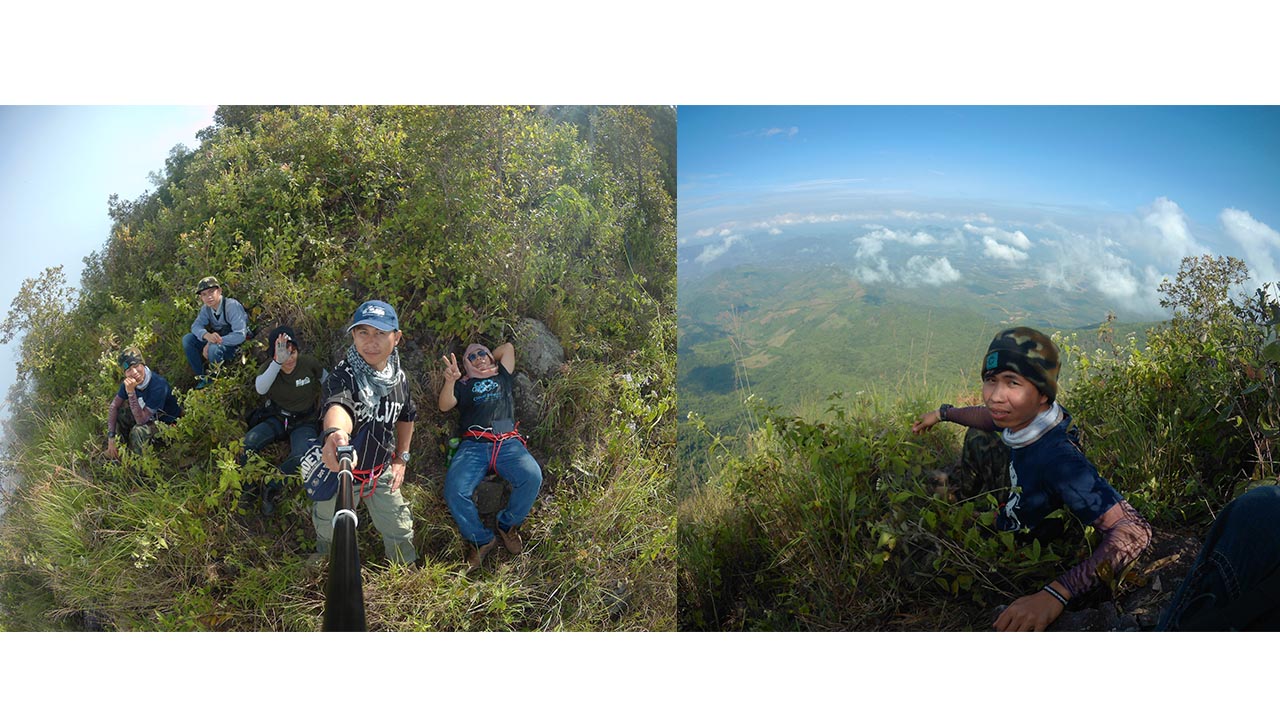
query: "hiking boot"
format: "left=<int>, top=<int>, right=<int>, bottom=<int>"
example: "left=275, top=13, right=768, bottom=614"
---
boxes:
left=466, top=538, right=498, bottom=569
left=497, top=525, right=523, bottom=554
left=261, top=481, right=284, bottom=516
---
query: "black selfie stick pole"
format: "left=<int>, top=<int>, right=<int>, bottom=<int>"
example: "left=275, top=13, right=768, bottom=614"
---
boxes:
left=323, top=444, right=366, bottom=631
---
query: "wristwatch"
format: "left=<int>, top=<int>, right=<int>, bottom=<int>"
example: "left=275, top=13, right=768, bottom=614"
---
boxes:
left=939, top=404, right=954, bottom=421
left=396, top=451, right=411, bottom=464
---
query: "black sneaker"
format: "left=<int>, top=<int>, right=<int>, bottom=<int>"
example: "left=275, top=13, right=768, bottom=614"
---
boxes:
left=261, top=482, right=284, bottom=516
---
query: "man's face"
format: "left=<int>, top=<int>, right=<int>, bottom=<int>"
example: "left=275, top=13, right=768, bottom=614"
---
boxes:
left=124, top=364, right=146, bottom=384
left=351, top=325, right=400, bottom=370
left=198, top=287, right=222, bottom=308
left=982, top=370, right=1048, bottom=432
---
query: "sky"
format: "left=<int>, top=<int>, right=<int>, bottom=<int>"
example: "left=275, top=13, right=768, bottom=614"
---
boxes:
left=678, top=106, right=1280, bottom=316
left=0, top=106, right=218, bottom=418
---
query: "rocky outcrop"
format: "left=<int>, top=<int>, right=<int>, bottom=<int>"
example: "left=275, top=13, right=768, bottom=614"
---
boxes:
left=514, top=318, right=565, bottom=381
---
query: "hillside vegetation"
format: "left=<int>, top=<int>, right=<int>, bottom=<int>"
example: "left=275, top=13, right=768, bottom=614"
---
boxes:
left=0, top=105, right=676, bottom=631
left=679, top=255, right=1280, bottom=630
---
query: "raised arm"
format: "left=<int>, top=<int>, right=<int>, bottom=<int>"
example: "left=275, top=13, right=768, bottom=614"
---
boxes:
left=255, top=360, right=282, bottom=395
left=492, top=342, right=515, bottom=374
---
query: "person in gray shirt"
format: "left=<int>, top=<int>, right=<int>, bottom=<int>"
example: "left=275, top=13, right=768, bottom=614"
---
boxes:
left=181, top=275, right=250, bottom=389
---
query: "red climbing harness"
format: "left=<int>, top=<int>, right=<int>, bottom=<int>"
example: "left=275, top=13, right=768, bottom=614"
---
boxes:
left=352, top=463, right=386, bottom=499
left=462, top=425, right=527, bottom=474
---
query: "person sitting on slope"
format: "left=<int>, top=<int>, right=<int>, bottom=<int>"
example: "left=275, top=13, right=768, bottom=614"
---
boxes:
left=912, top=326, right=1152, bottom=631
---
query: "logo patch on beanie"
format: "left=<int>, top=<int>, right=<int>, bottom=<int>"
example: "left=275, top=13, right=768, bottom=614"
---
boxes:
left=985, top=351, right=999, bottom=371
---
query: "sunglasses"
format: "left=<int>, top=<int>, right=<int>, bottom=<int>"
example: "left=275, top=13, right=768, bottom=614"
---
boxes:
left=467, top=350, right=491, bottom=362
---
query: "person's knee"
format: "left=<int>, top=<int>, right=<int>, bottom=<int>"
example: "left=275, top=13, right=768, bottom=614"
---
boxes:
left=128, top=425, right=152, bottom=451
left=509, top=454, right=544, bottom=488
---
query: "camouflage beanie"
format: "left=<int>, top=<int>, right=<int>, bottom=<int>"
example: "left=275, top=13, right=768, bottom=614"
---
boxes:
left=982, top=327, right=1060, bottom=401
left=119, top=347, right=145, bottom=371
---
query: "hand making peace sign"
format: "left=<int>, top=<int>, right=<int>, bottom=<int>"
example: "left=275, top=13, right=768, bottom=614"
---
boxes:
left=442, top=352, right=462, bottom=382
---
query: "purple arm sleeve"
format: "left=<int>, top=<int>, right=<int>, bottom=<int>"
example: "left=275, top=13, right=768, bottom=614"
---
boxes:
left=128, top=392, right=154, bottom=424
left=944, top=405, right=999, bottom=432
left=107, top=395, right=124, bottom=434
left=1056, top=499, right=1152, bottom=598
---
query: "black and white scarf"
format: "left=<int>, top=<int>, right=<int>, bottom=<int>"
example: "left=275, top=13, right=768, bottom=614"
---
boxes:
left=345, top=344, right=403, bottom=403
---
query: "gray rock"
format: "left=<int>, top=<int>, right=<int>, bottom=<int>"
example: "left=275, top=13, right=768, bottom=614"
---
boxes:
left=514, top=318, right=565, bottom=381
left=512, top=371, right=545, bottom=433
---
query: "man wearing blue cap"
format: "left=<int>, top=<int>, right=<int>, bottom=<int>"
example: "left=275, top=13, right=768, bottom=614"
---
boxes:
left=300, top=301, right=418, bottom=564
left=105, top=347, right=183, bottom=459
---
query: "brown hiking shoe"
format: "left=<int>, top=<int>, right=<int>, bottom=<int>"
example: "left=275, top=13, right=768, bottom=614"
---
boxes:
left=466, top=538, right=498, bottom=569
left=497, top=525, right=523, bottom=554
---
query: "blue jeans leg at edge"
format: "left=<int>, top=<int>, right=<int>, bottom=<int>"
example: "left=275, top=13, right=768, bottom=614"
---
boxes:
left=1158, top=485, right=1280, bottom=630
left=445, top=440, right=496, bottom=546
left=182, top=333, right=207, bottom=377
left=494, top=441, right=543, bottom=532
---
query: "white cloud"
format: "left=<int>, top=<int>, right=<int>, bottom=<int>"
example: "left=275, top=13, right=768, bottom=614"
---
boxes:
left=1037, top=229, right=1165, bottom=315
left=964, top=223, right=1032, bottom=250
left=1221, top=207, right=1280, bottom=286
left=1090, top=264, right=1141, bottom=301
left=892, top=209, right=947, bottom=221
left=854, top=256, right=895, bottom=284
left=903, top=256, right=961, bottom=286
left=761, top=126, right=799, bottom=138
left=852, top=227, right=934, bottom=250
left=855, top=235, right=884, bottom=259
left=694, top=234, right=743, bottom=265
left=1142, top=197, right=1203, bottom=260
left=982, top=237, right=1028, bottom=264
left=768, top=227, right=782, bottom=235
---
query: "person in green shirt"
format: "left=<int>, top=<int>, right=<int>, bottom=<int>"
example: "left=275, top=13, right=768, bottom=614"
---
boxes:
left=238, top=326, right=326, bottom=515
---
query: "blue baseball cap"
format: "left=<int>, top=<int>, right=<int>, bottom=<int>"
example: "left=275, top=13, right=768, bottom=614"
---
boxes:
left=346, top=300, right=399, bottom=332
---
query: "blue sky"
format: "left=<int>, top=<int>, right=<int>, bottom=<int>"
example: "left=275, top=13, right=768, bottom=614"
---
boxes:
left=0, top=106, right=217, bottom=418
left=678, top=106, right=1280, bottom=315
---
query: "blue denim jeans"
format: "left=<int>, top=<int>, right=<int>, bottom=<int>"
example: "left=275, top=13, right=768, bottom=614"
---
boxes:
left=240, top=416, right=318, bottom=477
left=1158, top=486, right=1280, bottom=630
left=444, top=438, right=543, bottom=546
left=182, top=332, right=241, bottom=377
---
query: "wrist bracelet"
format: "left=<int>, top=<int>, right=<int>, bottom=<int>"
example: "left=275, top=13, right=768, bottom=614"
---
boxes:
left=939, top=403, right=953, bottom=421
left=1042, top=584, right=1069, bottom=607
left=320, top=427, right=344, bottom=445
